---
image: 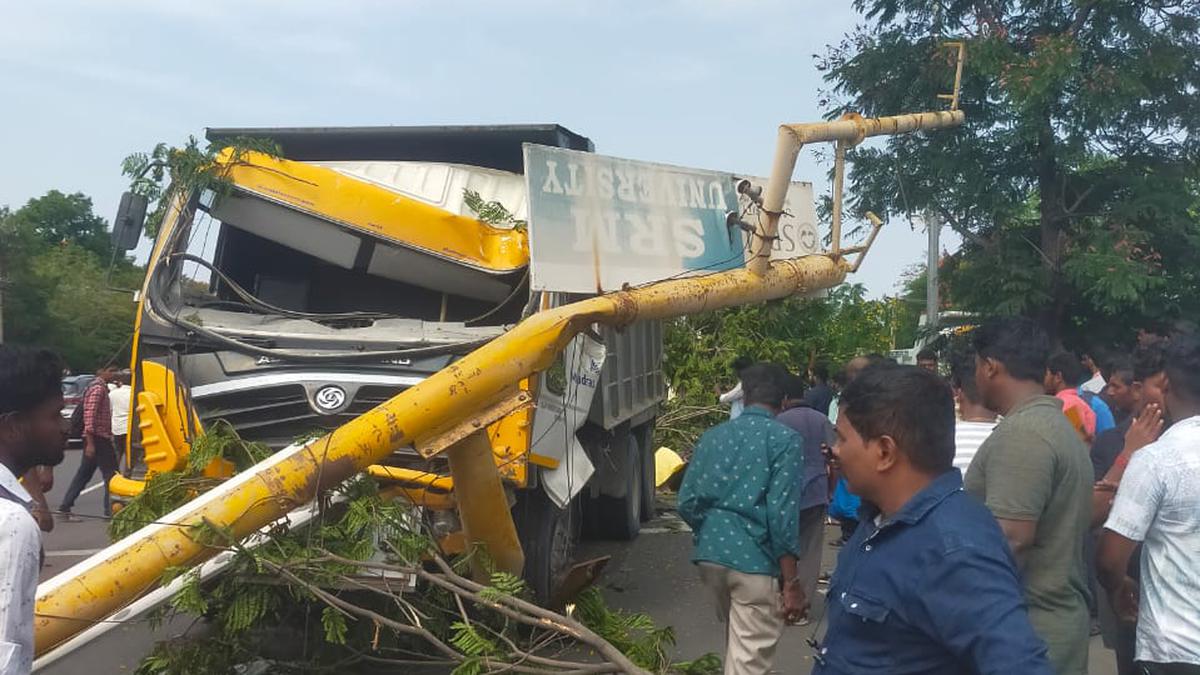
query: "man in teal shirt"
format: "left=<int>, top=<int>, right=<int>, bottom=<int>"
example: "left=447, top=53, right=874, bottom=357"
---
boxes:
left=679, top=362, right=805, bottom=675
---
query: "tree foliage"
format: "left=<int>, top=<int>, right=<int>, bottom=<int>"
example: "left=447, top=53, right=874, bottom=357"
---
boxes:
left=122, top=135, right=281, bottom=238
left=820, top=0, right=1200, bottom=346
left=659, top=284, right=899, bottom=449
left=6, top=190, right=113, bottom=259
left=0, top=193, right=143, bottom=370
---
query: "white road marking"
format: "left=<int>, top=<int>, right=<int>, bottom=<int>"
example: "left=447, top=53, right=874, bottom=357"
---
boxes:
left=45, top=548, right=105, bottom=558
left=80, top=481, right=104, bottom=496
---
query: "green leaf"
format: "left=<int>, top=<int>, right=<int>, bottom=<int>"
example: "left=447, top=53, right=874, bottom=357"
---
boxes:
left=169, top=570, right=208, bottom=615
left=452, top=656, right=485, bottom=675
left=321, top=606, right=349, bottom=645
left=449, top=621, right=497, bottom=657
left=463, top=189, right=526, bottom=231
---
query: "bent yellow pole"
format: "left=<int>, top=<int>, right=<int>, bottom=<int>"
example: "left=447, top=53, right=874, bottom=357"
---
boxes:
left=749, top=109, right=965, bottom=275
left=34, top=253, right=850, bottom=655
left=447, top=430, right=525, bottom=578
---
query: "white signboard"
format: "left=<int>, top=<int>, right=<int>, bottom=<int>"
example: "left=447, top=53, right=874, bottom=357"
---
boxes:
left=524, top=145, right=743, bottom=294
left=530, top=333, right=606, bottom=508
left=733, top=177, right=822, bottom=261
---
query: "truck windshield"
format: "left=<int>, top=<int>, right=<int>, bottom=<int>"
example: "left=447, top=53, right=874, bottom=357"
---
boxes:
left=163, top=189, right=527, bottom=327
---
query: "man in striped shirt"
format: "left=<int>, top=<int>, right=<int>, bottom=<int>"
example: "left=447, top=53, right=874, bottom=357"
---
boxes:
left=950, top=352, right=996, bottom=474
left=58, top=365, right=119, bottom=518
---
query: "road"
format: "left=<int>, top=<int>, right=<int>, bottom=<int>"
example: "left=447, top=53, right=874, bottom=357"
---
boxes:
left=39, top=447, right=117, bottom=582
left=34, top=465, right=1120, bottom=674
left=583, top=495, right=1121, bottom=675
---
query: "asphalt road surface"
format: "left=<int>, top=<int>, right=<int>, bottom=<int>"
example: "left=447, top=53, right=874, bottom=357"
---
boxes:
left=39, top=447, right=117, bottom=583
left=34, top=465, right=1120, bottom=674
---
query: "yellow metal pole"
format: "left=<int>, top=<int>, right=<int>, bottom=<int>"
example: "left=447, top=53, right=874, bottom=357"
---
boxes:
left=749, top=110, right=964, bottom=276
left=446, top=430, right=524, bottom=578
left=830, top=140, right=848, bottom=255
left=34, top=253, right=850, bottom=654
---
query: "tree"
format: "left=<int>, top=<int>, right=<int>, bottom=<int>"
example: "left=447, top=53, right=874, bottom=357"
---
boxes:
left=1, top=192, right=142, bottom=369
left=820, top=1, right=1200, bottom=346
left=659, top=284, right=896, bottom=449
left=24, top=245, right=141, bottom=370
left=7, top=190, right=113, bottom=260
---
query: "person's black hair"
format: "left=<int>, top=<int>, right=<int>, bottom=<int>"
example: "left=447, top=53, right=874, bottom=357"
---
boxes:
left=840, top=365, right=955, bottom=474
left=731, top=355, right=754, bottom=375
left=971, top=316, right=1049, bottom=383
left=812, top=361, right=830, bottom=382
left=863, top=353, right=895, bottom=366
left=783, top=373, right=807, bottom=401
left=916, top=347, right=938, bottom=363
left=831, top=370, right=848, bottom=388
left=949, top=350, right=982, bottom=403
left=741, top=362, right=788, bottom=409
left=1133, top=340, right=1168, bottom=383
left=1047, top=351, right=1088, bottom=387
left=1106, top=356, right=1134, bottom=385
left=0, top=346, right=65, bottom=416
left=1165, top=334, right=1200, bottom=402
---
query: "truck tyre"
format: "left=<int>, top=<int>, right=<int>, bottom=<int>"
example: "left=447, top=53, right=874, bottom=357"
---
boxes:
left=594, top=434, right=642, bottom=540
left=512, top=488, right=575, bottom=606
left=637, top=423, right=656, bottom=522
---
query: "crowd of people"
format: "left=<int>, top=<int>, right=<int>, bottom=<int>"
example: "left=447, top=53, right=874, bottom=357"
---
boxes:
left=1, top=318, right=1197, bottom=674
left=684, top=317, right=1200, bottom=675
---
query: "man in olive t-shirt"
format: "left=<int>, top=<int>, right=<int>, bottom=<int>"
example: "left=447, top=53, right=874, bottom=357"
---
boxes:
left=966, top=318, right=1093, bottom=675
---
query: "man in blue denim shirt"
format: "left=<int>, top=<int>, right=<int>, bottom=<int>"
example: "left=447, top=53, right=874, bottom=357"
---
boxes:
left=815, top=365, right=1053, bottom=675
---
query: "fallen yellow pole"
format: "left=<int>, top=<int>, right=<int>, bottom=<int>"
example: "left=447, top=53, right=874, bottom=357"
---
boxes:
left=34, top=253, right=850, bottom=654
left=447, top=431, right=525, bottom=578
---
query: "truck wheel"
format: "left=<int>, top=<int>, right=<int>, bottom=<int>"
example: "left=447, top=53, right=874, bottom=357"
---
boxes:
left=637, top=424, right=656, bottom=522
left=595, top=434, right=642, bottom=541
left=512, top=488, right=575, bottom=606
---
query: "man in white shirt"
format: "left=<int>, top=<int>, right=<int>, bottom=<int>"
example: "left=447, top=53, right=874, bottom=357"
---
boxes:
left=718, top=356, right=753, bottom=420
left=950, top=352, right=996, bottom=473
left=108, top=371, right=132, bottom=471
left=1081, top=352, right=1107, bottom=395
left=0, top=346, right=69, bottom=674
left=1099, top=335, right=1200, bottom=675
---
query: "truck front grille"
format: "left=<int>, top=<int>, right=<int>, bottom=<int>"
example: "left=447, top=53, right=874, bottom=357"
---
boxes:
left=193, top=383, right=407, bottom=449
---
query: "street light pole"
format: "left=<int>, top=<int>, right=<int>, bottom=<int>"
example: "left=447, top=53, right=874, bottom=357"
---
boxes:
left=926, top=209, right=940, bottom=333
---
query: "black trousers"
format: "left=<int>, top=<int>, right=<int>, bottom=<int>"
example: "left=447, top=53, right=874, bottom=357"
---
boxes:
left=114, top=434, right=127, bottom=471
left=1139, top=662, right=1200, bottom=675
left=838, top=517, right=859, bottom=542
left=60, top=437, right=117, bottom=515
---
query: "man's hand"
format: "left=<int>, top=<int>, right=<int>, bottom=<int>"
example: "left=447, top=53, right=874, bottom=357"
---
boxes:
left=84, top=436, right=95, bottom=459
left=1109, top=577, right=1139, bottom=623
left=781, top=580, right=808, bottom=624
left=1125, top=404, right=1164, bottom=454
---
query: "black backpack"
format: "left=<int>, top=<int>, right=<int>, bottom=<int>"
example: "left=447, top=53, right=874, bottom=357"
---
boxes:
left=68, top=380, right=101, bottom=438
left=68, top=401, right=85, bottom=438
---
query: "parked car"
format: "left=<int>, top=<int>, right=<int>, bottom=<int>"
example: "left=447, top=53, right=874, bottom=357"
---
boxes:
left=62, top=374, right=96, bottom=444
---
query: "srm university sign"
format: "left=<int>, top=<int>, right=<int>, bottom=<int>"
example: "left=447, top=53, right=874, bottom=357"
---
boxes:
left=524, top=144, right=744, bottom=294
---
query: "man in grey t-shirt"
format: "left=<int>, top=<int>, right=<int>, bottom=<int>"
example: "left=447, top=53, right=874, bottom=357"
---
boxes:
left=965, top=318, right=1093, bottom=675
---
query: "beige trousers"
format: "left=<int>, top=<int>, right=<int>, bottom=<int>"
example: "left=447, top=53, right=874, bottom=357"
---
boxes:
left=697, top=562, right=784, bottom=675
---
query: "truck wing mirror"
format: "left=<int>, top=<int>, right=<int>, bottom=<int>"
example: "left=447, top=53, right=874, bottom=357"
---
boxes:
left=112, top=191, right=148, bottom=250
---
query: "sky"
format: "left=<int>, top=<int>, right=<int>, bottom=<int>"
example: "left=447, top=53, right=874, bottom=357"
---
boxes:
left=0, top=0, right=958, bottom=298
